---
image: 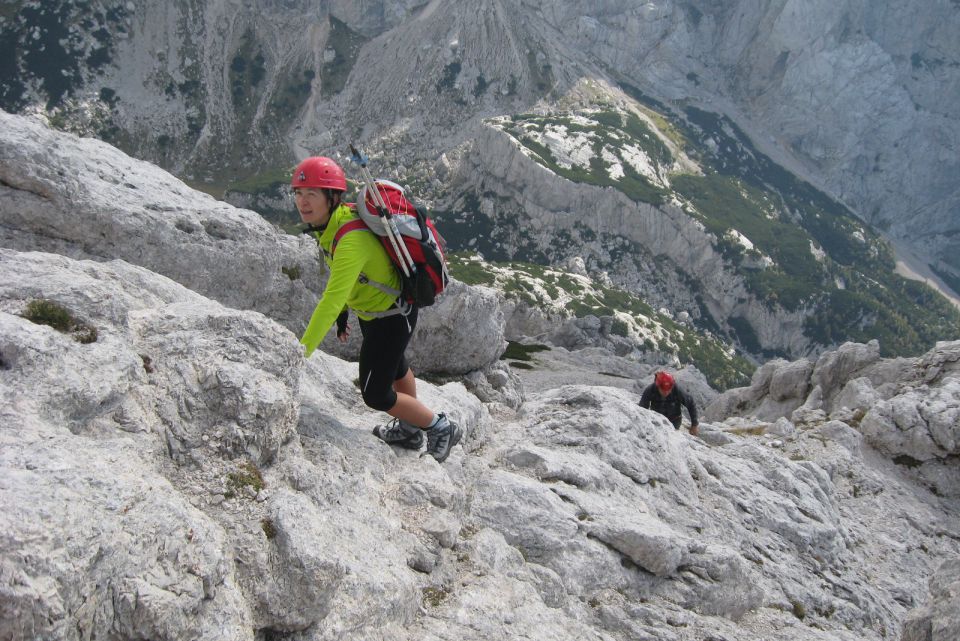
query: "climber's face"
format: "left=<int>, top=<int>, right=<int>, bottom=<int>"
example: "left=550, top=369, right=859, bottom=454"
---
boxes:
left=294, top=188, right=332, bottom=227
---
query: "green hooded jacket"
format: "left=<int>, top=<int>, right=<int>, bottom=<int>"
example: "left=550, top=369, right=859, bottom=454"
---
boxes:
left=300, top=204, right=401, bottom=357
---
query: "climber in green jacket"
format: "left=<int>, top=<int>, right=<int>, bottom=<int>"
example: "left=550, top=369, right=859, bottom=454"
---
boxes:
left=293, top=156, right=462, bottom=463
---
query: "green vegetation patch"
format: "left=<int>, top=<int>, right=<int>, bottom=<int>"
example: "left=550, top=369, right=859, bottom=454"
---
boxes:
left=422, top=586, right=451, bottom=607
left=931, top=263, right=960, bottom=299
left=502, top=341, right=550, bottom=362
left=498, top=111, right=669, bottom=205
left=526, top=49, right=554, bottom=94
left=437, top=61, right=462, bottom=94
left=226, top=460, right=265, bottom=499
left=268, top=68, right=313, bottom=120
left=22, top=299, right=98, bottom=344
left=229, top=28, right=267, bottom=110
left=447, top=252, right=497, bottom=286
left=281, top=265, right=301, bottom=280
left=1, top=1, right=128, bottom=110
left=321, top=16, right=366, bottom=97
left=260, top=517, right=277, bottom=539
left=727, top=425, right=768, bottom=436
left=673, top=173, right=821, bottom=310
left=803, top=273, right=960, bottom=358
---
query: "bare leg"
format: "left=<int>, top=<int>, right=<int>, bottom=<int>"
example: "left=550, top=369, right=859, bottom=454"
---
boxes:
left=393, top=368, right=417, bottom=399
left=386, top=369, right=433, bottom=427
left=387, top=392, right=434, bottom=428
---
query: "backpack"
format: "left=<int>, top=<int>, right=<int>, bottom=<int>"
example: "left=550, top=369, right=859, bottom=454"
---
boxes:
left=331, top=179, right=448, bottom=307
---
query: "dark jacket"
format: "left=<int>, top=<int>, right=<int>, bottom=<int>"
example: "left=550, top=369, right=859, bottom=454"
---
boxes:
left=639, top=384, right=699, bottom=429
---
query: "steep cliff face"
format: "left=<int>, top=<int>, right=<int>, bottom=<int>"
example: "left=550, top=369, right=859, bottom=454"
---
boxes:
left=439, top=91, right=957, bottom=360
left=453, top=124, right=771, bottom=346
left=2, top=0, right=957, bottom=358
left=538, top=0, right=960, bottom=294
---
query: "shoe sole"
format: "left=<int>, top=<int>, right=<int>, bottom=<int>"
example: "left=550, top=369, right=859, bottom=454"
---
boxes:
left=427, top=423, right=462, bottom=463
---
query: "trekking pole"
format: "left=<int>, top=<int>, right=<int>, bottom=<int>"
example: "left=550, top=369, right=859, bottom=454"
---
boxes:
left=348, top=145, right=416, bottom=276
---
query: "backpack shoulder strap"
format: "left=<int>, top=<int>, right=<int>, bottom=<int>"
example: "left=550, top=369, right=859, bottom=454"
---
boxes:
left=330, top=217, right=402, bottom=300
left=331, top=219, right=370, bottom=255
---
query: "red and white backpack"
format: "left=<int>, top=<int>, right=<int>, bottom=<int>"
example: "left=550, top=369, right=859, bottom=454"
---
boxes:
left=331, top=179, right=448, bottom=308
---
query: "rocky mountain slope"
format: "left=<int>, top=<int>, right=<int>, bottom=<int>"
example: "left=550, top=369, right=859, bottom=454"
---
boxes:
left=1, top=0, right=958, bottom=360
left=2, top=101, right=960, bottom=641
left=0, top=110, right=504, bottom=376
left=438, top=94, right=959, bottom=361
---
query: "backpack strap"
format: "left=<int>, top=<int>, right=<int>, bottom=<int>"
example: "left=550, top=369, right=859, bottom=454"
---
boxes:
left=330, top=218, right=409, bottom=317
left=331, top=218, right=370, bottom=254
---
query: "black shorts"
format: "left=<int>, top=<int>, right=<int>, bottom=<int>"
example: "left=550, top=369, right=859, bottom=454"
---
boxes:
left=357, top=306, right=418, bottom=411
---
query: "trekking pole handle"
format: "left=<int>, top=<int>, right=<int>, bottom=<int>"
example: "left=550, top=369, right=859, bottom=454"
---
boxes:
left=349, top=144, right=368, bottom=168
left=348, top=145, right=393, bottom=217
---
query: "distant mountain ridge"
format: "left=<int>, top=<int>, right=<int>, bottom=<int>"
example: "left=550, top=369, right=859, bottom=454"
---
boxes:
left=1, top=0, right=958, bottom=361
left=439, top=86, right=958, bottom=362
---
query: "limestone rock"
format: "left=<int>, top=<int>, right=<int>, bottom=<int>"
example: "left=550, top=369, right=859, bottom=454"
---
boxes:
left=707, top=339, right=960, bottom=497
left=0, top=112, right=505, bottom=376
left=2, top=121, right=960, bottom=638
left=0, top=111, right=322, bottom=336
left=410, top=280, right=507, bottom=375
left=902, top=559, right=960, bottom=641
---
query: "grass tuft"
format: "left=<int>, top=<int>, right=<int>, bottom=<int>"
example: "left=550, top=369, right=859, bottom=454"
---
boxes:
left=226, top=460, right=265, bottom=499
left=22, top=299, right=98, bottom=344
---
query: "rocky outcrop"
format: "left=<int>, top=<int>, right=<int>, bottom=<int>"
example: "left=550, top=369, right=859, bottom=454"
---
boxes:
left=0, top=110, right=322, bottom=335
left=2, top=241, right=959, bottom=639
left=706, top=339, right=960, bottom=498
left=902, top=559, right=960, bottom=641
left=0, top=111, right=504, bottom=375
left=0, top=247, right=484, bottom=640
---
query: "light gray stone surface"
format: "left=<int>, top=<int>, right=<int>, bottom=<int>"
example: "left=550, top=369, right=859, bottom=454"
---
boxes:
left=0, top=111, right=504, bottom=376
left=1, top=248, right=959, bottom=640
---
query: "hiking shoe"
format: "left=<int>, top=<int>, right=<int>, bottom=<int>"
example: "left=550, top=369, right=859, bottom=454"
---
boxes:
left=372, top=418, right=424, bottom=450
left=423, top=414, right=462, bottom=463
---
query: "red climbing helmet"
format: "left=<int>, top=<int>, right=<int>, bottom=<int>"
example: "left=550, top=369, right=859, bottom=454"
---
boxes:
left=655, top=371, right=675, bottom=394
left=291, top=156, right=347, bottom=192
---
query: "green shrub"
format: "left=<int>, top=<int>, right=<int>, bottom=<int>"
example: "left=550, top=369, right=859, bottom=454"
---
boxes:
left=422, top=586, right=450, bottom=607
left=447, top=253, right=497, bottom=286
left=22, top=299, right=98, bottom=344
left=226, top=460, right=265, bottom=499
left=23, top=299, right=72, bottom=332
left=502, top=341, right=550, bottom=361
left=609, top=317, right=630, bottom=337
left=261, top=518, right=277, bottom=539
left=791, top=600, right=807, bottom=620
